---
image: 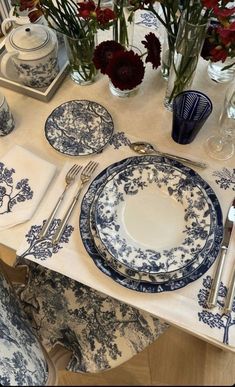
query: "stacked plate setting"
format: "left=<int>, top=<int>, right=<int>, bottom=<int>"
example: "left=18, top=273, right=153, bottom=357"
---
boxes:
left=80, top=155, right=224, bottom=293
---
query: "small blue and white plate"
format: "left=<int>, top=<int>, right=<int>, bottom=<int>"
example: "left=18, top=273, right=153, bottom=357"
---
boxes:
left=44, top=100, right=114, bottom=156
left=79, top=155, right=223, bottom=293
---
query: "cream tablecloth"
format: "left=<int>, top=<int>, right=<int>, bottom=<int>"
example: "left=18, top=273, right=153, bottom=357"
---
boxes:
left=0, top=15, right=234, bottom=352
left=14, top=134, right=235, bottom=351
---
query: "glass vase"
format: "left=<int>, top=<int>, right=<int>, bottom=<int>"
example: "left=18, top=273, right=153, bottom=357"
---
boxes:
left=206, top=79, right=235, bottom=160
left=112, top=0, right=134, bottom=48
left=207, top=58, right=235, bottom=83
left=160, top=27, right=175, bottom=81
left=109, top=81, right=140, bottom=97
left=164, top=12, right=208, bottom=111
left=64, top=34, right=97, bottom=85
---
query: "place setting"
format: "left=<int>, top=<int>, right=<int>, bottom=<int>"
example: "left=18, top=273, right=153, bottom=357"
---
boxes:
left=79, top=153, right=224, bottom=293
left=18, top=94, right=230, bottom=300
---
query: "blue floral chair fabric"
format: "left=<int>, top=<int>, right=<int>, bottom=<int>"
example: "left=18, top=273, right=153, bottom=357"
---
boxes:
left=0, top=266, right=48, bottom=386
left=15, top=256, right=169, bottom=373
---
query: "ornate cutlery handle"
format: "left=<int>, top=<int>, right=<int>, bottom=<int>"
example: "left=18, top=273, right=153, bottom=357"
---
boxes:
left=224, top=267, right=235, bottom=313
left=39, top=192, right=66, bottom=239
left=52, top=186, right=83, bottom=245
left=207, top=246, right=227, bottom=308
left=158, top=151, right=207, bottom=169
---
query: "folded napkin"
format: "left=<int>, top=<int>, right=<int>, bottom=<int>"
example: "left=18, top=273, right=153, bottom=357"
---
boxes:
left=16, top=132, right=235, bottom=350
left=0, top=145, right=56, bottom=230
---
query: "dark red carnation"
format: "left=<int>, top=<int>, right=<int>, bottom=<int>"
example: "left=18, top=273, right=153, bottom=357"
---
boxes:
left=106, top=50, right=145, bottom=90
left=96, top=8, right=116, bottom=25
left=141, top=32, right=161, bottom=69
left=93, top=40, right=124, bottom=74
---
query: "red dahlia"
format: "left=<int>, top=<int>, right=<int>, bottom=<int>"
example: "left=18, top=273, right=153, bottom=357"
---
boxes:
left=106, top=50, right=145, bottom=90
left=93, top=40, right=124, bottom=74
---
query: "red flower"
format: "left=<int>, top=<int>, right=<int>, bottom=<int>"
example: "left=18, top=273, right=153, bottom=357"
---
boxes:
left=218, top=25, right=235, bottom=45
left=210, top=46, right=228, bottom=62
left=106, top=50, right=145, bottom=90
left=141, top=32, right=161, bottom=69
left=93, top=40, right=124, bottom=74
left=19, top=0, right=39, bottom=11
left=28, top=9, right=43, bottom=22
left=213, top=6, right=235, bottom=18
left=96, top=8, right=116, bottom=25
left=201, top=0, right=218, bottom=9
left=78, top=0, right=95, bottom=18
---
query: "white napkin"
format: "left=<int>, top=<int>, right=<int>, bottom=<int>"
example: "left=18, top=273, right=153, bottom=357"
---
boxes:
left=0, top=145, right=56, bottom=230
left=16, top=133, right=235, bottom=350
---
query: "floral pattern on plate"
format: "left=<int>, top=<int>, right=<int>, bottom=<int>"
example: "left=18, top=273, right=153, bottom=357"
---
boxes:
left=89, top=160, right=217, bottom=283
left=79, top=155, right=223, bottom=293
left=44, top=100, right=114, bottom=156
left=94, top=161, right=212, bottom=273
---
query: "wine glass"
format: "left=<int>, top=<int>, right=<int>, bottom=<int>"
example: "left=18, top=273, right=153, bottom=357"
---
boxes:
left=206, top=81, right=235, bottom=160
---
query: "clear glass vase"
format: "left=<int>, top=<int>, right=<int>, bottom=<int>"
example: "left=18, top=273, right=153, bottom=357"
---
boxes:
left=64, top=34, right=97, bottom=85
left=160, top=28, right=175, bottom=81
left=112, top=0, right=134, bottom=48
left=207, top=58, right=235, bottom=83
left=164, top=11, right=208, bottom=111
left=206, top=79, right=235, bottom=160
left=158, top=12, right=176, bottom=81
left=109, top=81, right=140, bottom=97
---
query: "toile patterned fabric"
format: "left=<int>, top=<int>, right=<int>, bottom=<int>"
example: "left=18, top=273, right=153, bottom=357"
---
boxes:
left=0, top=268, right=48, bottom=386
left=15, top=256, right=169, bottom=373
left=0, top=145, right=56, bottom=230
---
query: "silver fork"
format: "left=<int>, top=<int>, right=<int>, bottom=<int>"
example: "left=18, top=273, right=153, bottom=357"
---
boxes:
left=52, top=161, right=99, bottom=245
left=39, top=164, right=82, bottom=239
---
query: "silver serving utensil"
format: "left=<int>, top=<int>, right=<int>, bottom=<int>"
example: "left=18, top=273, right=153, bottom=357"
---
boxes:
left=207, top=198, right=235, bottom=309
left=52, top=161, right=99, bottom=245
left=224, top=199, right=235, bottom=313
left=129, top=141, right=207, bottom=169
left=39, top=164, right=82, bottom=239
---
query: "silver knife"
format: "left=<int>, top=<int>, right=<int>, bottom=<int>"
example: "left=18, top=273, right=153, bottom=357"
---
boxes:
left=224, top=200, right=235, bottom=313
left=207, top=198, right=235, bottom=309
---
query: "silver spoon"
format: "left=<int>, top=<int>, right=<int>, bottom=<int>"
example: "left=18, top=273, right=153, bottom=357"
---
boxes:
left=130, top=141, right=207, bottom=169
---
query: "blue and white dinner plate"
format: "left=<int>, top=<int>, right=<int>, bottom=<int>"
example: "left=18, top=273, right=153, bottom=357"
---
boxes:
left=94, top=161, right=212, bottom=275
left=44, top=100, right=114, bottom=156
left=89, top=163, right=216, bottom=284
left=80, top=155, right=223, bottom=293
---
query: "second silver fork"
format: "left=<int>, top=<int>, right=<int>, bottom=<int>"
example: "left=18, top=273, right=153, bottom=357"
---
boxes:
left=52, top=160, right=99, bottom=245
left=39, top=164, right=82, bottom=239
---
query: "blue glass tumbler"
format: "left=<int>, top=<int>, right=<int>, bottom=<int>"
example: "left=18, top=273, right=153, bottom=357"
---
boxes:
left=172, top=90, right=213, bottom=144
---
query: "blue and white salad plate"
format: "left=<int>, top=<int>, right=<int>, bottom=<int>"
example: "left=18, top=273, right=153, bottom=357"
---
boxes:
left=80, top=155, right=223, bottom=293
left=44, top=100, right=114, bottom=156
